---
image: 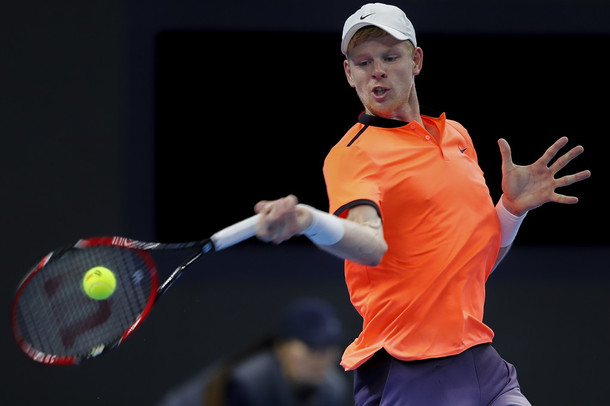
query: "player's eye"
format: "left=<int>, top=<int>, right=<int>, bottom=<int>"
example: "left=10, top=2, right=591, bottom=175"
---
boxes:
left=384, top=55, right=399, bottom=62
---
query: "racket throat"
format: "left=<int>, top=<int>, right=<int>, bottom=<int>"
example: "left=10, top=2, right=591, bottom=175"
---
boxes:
left=155, top=250, right=205, bottom=301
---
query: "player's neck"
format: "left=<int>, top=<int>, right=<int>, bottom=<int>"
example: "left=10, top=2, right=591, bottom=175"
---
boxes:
left=386, top=88, right=421, bottom=125
left=377, top=103, right=421, bottom=125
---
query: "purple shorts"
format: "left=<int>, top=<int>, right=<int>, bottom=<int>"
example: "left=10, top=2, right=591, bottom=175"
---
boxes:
left=353, top=344, right=531, bottom=406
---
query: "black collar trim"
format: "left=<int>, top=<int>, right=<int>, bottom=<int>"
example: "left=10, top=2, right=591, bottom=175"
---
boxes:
left=358, top=113, right=409, bottom=128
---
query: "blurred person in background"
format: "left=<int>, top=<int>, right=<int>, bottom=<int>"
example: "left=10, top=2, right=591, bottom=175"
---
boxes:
left=158, top=297, right=350, bottom=406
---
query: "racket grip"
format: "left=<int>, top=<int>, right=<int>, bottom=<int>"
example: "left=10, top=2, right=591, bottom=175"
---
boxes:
left=210, top=214, right=260, bottom=251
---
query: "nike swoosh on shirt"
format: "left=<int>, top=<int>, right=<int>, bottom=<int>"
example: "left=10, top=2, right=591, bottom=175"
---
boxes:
left=458, top=146, right=468, bottom=153
left=360, top=13, right=375, bottom=20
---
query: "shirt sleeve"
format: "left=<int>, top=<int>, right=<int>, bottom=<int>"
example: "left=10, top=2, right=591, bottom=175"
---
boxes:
left=323, top=143, right=382, bottom=218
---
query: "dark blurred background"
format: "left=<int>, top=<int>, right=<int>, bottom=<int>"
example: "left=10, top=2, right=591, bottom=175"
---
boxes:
left=2, top=1, right=608, bottom=404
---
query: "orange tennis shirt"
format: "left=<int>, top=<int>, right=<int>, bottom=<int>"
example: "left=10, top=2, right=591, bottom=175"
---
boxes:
left=323, top=113, right=501, bottom=370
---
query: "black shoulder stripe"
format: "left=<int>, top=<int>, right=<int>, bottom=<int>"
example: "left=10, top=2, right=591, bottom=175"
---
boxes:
left=347, top=125, right=369, bottom=147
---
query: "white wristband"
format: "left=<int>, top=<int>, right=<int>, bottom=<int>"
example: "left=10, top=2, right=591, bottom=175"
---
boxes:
left=299, top=204, right=345, bottom=245
left=496, top=197, right=527, bottom=247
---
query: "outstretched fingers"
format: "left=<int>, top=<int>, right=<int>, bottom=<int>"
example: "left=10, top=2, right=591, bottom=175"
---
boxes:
left=552, top=169, right=592, bottom=203
left=539, top=136, right=570, bottom=167
left=547, top=137, right=591, bottom=202
left=549, top=144, right=585, bottom=175
left=551, top=192, right=579, bottom=205
left=556, top=169, right=592, bottom=187
left=497, top=136, right=591, bottom=213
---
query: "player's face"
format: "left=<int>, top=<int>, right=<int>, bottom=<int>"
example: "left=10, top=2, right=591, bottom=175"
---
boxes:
left=344, top=35, right=422, bottom=121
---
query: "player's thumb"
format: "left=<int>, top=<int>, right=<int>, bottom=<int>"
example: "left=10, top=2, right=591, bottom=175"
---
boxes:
left=497, top=138, right=514, bottom=171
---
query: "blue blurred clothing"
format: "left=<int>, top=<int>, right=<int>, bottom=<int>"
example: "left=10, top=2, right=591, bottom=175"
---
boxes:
left=158, top=348, right=349, bottom=406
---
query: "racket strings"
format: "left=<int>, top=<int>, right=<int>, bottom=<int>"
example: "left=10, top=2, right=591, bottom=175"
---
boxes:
left=14, top=246, right=157, bottom=361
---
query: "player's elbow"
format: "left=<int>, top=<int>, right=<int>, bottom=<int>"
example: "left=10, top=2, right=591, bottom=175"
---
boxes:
left=358, top=239, right=388, bottom=266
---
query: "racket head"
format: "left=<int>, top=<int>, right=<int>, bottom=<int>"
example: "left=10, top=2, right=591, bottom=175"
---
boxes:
left=11, top=237, right=159, bottom=365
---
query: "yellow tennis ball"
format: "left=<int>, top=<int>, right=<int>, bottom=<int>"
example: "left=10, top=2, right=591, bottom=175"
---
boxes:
left=82, top=266, right=117, bottom=300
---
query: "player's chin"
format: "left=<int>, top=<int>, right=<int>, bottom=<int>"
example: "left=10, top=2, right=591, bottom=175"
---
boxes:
left=363, top=100, right=395, bottom=118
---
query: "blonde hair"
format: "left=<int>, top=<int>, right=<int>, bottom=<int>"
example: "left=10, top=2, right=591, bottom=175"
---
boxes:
left=346, top=26, right=415, bottom=56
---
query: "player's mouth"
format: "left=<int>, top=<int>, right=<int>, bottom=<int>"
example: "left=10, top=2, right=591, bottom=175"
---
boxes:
left=372, top=86, right=389, bottom=100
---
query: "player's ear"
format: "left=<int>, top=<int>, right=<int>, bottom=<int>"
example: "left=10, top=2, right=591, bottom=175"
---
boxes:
left=344, top=59, right=356, bottom=88
left=412, top=47, right=423, bottom=76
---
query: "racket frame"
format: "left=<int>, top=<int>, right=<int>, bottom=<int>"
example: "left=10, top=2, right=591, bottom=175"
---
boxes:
left=12, top=214, right=259, bottom=365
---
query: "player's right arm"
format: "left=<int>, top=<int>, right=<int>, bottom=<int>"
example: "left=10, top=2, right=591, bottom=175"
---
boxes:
left=254, top=195, right=387, bottom=266
left=318, top=204, right=387, bottom=266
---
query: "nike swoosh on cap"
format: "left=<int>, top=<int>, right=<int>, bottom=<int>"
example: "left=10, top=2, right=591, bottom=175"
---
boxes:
left=360, top=13, right=375, bottom=20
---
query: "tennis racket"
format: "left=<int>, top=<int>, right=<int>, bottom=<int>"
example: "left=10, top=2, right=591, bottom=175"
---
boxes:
left=11, top=214, right=260, bottom=365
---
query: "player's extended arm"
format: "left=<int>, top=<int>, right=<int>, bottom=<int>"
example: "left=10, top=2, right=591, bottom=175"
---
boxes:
left=254, top=195, right=387, bottom=266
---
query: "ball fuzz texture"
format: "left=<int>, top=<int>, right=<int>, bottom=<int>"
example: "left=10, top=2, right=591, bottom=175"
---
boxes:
left=83, top=266, right=117, bottom=300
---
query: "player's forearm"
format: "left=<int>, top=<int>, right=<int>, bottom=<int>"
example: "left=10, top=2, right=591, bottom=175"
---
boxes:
left=254, top=198, right=387, bottom=265
left=299, top=204, right=387, bottom=266
left=316, top=218, right=387, bottom=266
left=490, top=197, right=527, bottom=273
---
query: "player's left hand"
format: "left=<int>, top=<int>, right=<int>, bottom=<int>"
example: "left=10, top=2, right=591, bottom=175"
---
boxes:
left=498, top=136, right=591, bottom=216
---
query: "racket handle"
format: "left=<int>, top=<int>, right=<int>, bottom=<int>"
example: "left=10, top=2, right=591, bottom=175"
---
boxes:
left=210, top=214, right=260, bottom=251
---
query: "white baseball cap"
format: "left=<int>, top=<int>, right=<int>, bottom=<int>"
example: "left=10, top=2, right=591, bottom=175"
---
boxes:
left=341, top=3, right=417, bottom=55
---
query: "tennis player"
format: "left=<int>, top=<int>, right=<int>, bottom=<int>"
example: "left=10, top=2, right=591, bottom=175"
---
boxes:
left=254, top=3, right=591, bottom=405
